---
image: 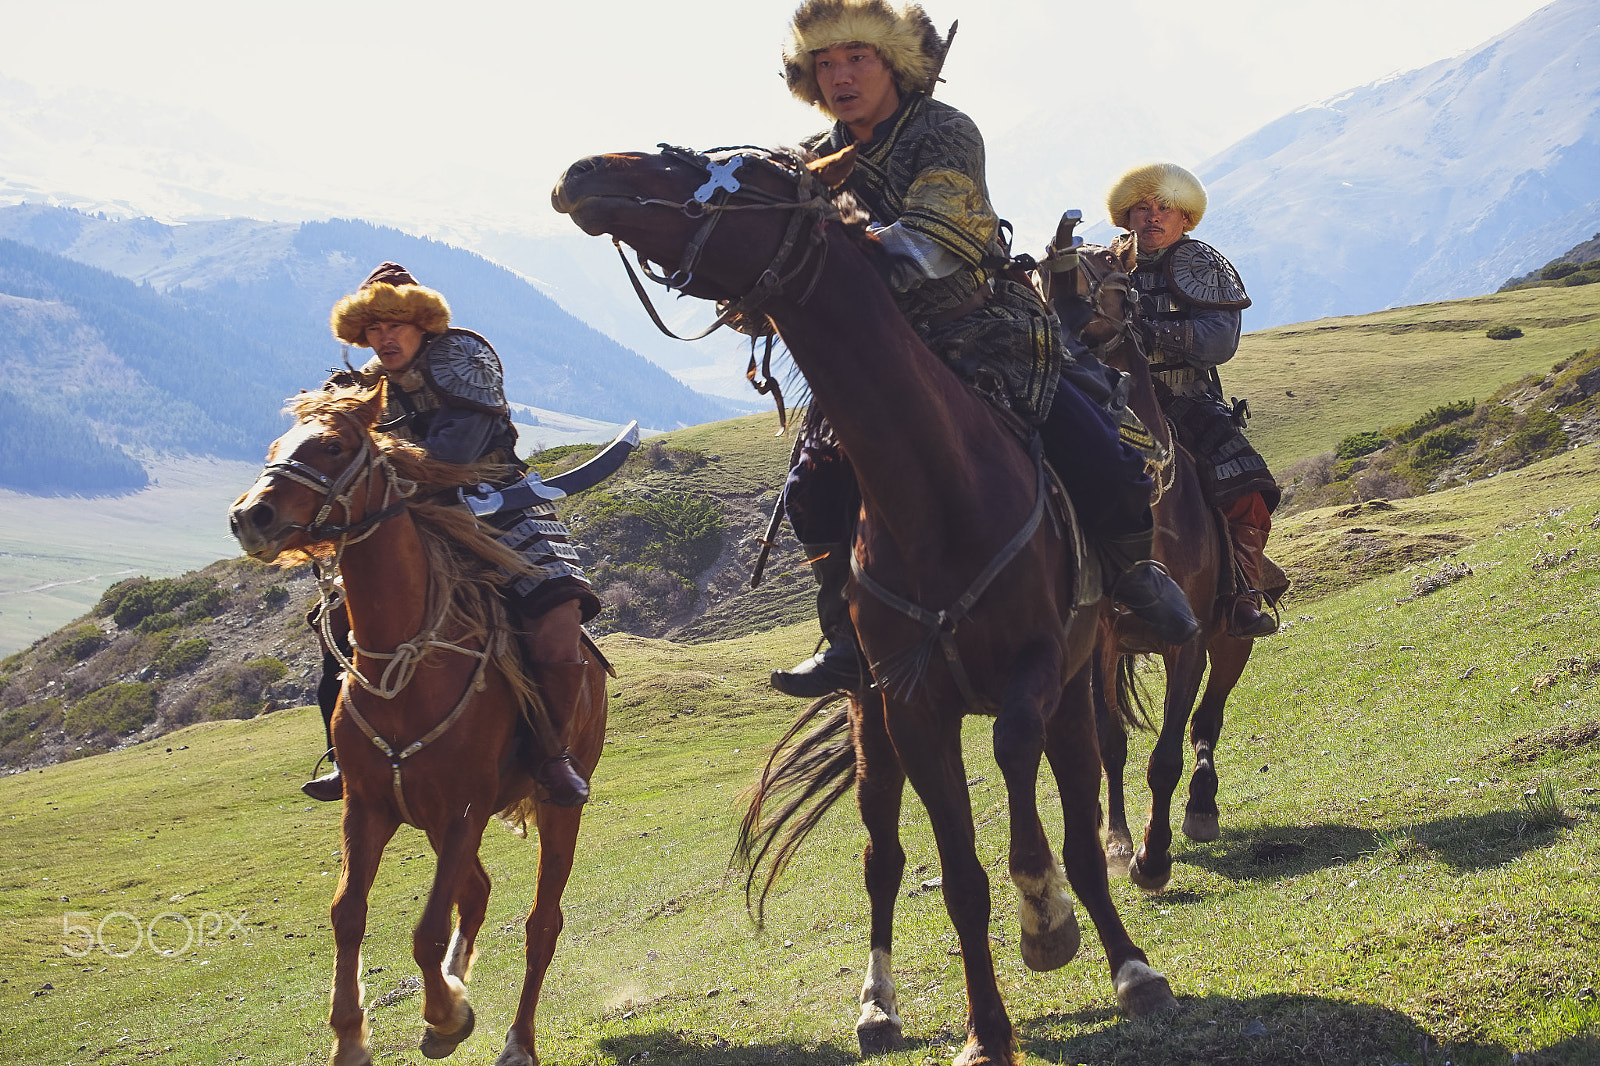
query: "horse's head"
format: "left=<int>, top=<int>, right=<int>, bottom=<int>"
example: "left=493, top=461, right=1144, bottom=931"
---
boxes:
left=552, top=145, right=857, bottom=312
left=229, top=387, right=398, bottom=563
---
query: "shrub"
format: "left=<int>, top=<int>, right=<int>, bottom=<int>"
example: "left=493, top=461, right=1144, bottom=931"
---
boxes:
left=0, top=698, right=63, bottom=763
left=1394, top=399, right=1476, bottom=443
left=1406, top=425, right=1473, bottom=477
left=1486, top=325, right=1523, bottom=340
left=1541, top=262, right=1579, bottom=281
left=1336, top=430, right=1388, bottom=462
left=578, top=490, right=725, bottom=577
left=1505, top=408, right=1567, bottom=460
left=64, top=682, right=159, bottom=738
left=112, top=575, right=218, bottom=628
left=1561, top=272, right=1595, bottom=286
left=53, top=624, right=106, bottom=663
left=155, top=638, right=211, bottom=677
left=261, top=584, right=290, bottom=607
left=134, top=611, right=183, bottom=634
left=95, top=577, right=148, bottom=618
left=168, top=658, right=287, bottom=723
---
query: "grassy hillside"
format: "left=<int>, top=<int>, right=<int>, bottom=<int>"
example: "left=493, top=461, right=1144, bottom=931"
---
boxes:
left=1228, top=280, right=1600, bottom=468
left=3, top=442, right=1596, bottom=1065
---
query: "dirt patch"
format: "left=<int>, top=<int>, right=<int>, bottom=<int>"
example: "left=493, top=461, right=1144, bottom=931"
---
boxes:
left=1496, top=720, right=1600, bottom=764
left=1277, top=525, right=1473, bottom=601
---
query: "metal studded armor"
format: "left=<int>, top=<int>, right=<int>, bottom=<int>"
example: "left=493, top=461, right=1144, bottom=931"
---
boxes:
left=361, top=329, right=600, bottom=622
left=807, top=94, right=1062, bottom=420
left=1119, top=236, right=1279, bottom=510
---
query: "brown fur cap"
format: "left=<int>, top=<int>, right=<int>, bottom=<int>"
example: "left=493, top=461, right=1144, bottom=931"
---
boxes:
left=783, top=0, right=945, bottom=115
left=330, top=262, right=451, bottom=347
left=1106, top=163, right=1207, bottom=231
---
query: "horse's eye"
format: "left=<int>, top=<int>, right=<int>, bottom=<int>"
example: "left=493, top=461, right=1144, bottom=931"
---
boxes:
left=323, top=441, right=343, bottom=456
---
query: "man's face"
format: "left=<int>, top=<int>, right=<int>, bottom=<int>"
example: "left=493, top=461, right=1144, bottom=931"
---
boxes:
left=365, top=320, right=425, bottom=371
left=1127, top=198, right=1191, bottom=252
left=813, top=43, right=899, bottom=137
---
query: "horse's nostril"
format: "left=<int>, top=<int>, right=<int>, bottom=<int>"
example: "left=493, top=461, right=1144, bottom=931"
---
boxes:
left=249, top=502, right=275, bottom=530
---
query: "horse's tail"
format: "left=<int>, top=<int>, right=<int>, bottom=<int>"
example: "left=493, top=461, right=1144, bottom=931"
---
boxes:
left=1111, top=652, right=1155, bottom=733
left=733, top=692, right=855, bottom=926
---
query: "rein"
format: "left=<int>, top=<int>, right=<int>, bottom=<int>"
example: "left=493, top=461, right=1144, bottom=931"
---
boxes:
left=851, top=435, right=1053, bottom=710
left=610, top=144, right=842, bottom=344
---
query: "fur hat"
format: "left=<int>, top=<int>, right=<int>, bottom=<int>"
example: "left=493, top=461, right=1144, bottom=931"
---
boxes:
left=783, top=0, right=945, bottom=115
left=330, top=262, right=451, bottom=347
left=1106, top=163, right=1207, bottom=231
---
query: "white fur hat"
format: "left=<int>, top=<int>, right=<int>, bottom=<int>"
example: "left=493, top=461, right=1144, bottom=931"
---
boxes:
left=783, top=0, right=945, bottom=116
left=1106, top=163, right=1207, bottom=231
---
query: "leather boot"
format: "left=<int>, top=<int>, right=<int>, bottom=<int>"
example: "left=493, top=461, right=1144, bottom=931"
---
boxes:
left=526, top=660, right=592, bottom=808
left=1102, top=526, right=1201, bottom=646
left=303, top=643, right=344, bottom=801
left=1228, top=522, right=1279, bottom=639
left=770, top=543, right=868, bottom=698
left=302, top=763, right=343, bottom=802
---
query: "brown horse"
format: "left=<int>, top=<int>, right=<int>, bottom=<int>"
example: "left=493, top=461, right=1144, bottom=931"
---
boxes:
left=554, top=146, right=1175, bottom=1066
left=1044, top=247, right=1255, bottom=892
left=228, top=386, right=606, bottom=1066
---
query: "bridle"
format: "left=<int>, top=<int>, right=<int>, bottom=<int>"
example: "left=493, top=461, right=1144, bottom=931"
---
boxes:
left=610, top=144, right=844, bottom=343
left=259, top=411, right=416, bottom=547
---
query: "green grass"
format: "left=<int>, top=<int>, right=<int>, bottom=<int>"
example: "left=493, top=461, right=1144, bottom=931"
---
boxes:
left=4, top=443, right=1600, bottom=1064
left=1230, top=281, right=1600, bottom=468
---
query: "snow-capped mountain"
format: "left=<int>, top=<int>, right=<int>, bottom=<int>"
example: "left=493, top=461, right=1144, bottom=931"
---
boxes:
left=1184, top=0, right=1600, bottom=329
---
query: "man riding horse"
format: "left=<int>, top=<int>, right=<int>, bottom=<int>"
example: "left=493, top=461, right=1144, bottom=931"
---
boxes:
left=769, top=0, right=1198, bottom=698
left=300, top=262, right=596, bottom=807
left=1106, top=164, right=1282, bottom=637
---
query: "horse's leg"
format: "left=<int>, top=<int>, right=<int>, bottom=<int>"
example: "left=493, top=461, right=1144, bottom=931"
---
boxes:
left=329, top=798, right=400, bottom=1066
left=496, top=802, right=583, bottom=1066
left=995, top=640, right=1079, bottom=973
left=445, top=857, right=491, bottom=982
left=1128, top=639, right=1207, bottom=893
left=852, top=691, right=910, bottom=1055
left=1183, top=635, right=1253, bottom=842
left=887, top=706, right=1015, bottom=1066
left=1092, top=648, right=1136, bottom=869
left=415, top=817, right=489, bottom=1059
left=1045, top=664, right=1177, bottom=1016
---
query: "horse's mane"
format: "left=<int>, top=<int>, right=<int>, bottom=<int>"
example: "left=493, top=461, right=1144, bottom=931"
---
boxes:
left=282, top=385, right=545, bottom=769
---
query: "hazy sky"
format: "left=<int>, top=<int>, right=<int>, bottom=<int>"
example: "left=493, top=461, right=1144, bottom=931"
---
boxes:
left=2, top=0, right=1558, bottom=246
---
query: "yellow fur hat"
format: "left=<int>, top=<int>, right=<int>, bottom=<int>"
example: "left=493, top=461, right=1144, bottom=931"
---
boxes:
left=330, top=262, right=451, bottom=347
left=783, top=0, right=945, bottom=115
left=1106, top=163, right=1207, bottom=231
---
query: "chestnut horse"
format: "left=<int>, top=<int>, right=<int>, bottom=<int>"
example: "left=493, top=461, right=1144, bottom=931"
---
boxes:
left=554, top=146, right=1175, bottom=1066
left=228, top=386, right=606, bottom=1066
left=1044, top=246, right=1255, bottom=892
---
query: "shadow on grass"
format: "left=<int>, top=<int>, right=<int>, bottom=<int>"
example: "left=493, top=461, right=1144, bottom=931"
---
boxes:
left=1021, top=991, right=1526, bottom=1066
left=598, top=1027, right=857, bottom=1065
left=1178, top=806, right=1575, bottom=882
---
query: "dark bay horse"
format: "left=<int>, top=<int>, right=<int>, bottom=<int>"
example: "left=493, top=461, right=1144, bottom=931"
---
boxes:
left=553, top=146, right=1175, bottom=1066
left=229, top=386, right=607, bottom=1066
left=1044, top=246, right=1255, bottom=892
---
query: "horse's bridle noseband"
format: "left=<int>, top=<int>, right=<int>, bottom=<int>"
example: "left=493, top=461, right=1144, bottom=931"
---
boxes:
left=260, top=412, right=415, bottom=544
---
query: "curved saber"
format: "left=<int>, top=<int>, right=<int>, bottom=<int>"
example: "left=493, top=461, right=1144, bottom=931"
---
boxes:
left=460, top=420, right=641, bottom=516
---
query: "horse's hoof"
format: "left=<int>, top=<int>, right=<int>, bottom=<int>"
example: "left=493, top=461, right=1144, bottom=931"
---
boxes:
left=492, top=1034, right=536, bottom=1066
left=1114, top=959, right=1178, bottom=1016
left=419, top=1004, right=476, bottom=1059
left=330, top=1047, right=373, bottom=1066
left=855, top=1005, right=905, bottom=1056
left=1104, top=836, right=1136, bottom=872
left=1181, top=811, right=1219, bottom=842
left=1127, top=849, right=1171, bottom=893
left=1019, top=901, right=1080, bottom=972
left=952, top=1035, right=1019, bottom=1066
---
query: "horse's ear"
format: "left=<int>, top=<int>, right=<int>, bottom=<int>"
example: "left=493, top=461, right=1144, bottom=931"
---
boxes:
left=356, top=384, right=386, bottom=427
left=807, top=145, right=858, bottom=190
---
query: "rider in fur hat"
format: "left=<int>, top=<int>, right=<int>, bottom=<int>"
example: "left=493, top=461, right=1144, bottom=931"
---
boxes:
left=1106, top=163, right=1283, bottom=637
left=768, top=0, right=1198, bottom=698
left=302, top=262, right=600, bottom=806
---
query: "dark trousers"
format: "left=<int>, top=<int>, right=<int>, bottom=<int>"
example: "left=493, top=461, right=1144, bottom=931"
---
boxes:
left=783, top=377, right=1153, bottom=546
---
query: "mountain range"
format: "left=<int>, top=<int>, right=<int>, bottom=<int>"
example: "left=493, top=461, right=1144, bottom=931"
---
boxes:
left=1183, top=0, right=1600, bottom=330
left=0, top=208, right=755, bottom=493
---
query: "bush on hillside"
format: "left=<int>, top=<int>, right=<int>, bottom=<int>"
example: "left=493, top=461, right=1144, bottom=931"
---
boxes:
left=154, top=638, right=211, bottom=677
left=53, top=624, right=106, bottom=663
left=63, top=682, right=159, bottom=738
left=112, top=576, right=219, bottom=628
left=1541, top=262, right=1579, bottom=281
left=1336, top=431, right=1389, bottom=462
left=1504, top=408, right=1568, bottom=461
left=1393, top=399, right=1476, bottom=443
left=1486, top=325, right=1523, bottom=340
left=95, top=578, right=148, bottom=618
left=578, top=490, right=725, bottom=577
left=0, top=698, right=63, bottom=764
left=166, top=657, right=289, bottom=724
